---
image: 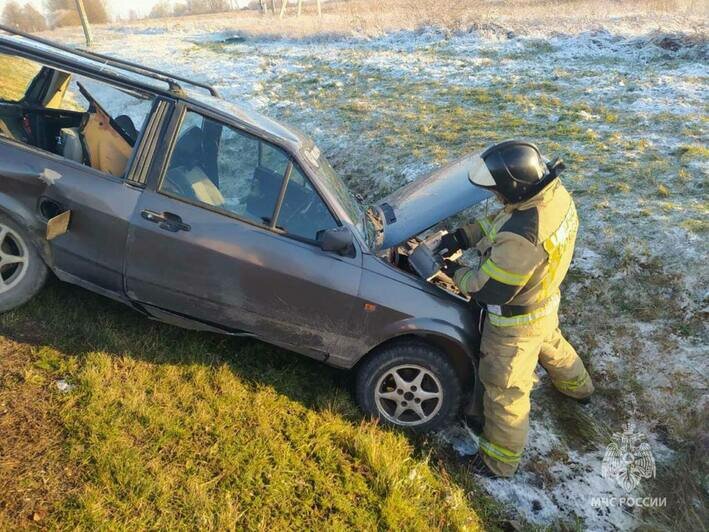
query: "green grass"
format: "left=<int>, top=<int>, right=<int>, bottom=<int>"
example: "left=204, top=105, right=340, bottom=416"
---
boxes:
left=0, top=55, right=40, bottom=102
left=0, top=282, right=504, bottom=530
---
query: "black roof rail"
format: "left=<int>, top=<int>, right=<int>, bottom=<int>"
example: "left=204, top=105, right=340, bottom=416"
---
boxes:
left=0, top=24, right=220, bottom=98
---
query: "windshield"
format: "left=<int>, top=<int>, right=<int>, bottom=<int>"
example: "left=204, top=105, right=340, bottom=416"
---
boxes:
left=304, top=145, right=371, bottom=245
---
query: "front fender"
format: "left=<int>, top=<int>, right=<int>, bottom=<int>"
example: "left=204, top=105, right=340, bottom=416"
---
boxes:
left=356, top=316, right=481, bottom=382
left=376, top=317, right=477, bottom=357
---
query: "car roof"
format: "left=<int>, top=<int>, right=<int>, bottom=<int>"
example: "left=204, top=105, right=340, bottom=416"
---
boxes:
left=0, top=33, right=308, bottom=151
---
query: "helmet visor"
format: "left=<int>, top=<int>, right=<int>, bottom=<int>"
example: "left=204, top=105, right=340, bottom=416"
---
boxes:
left=468, top=155, right=496, bottom=188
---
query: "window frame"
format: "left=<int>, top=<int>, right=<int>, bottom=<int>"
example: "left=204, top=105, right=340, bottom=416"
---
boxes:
left=154, top=103, right=341, bottom=246
left=0, top=48, right=159, bottom=184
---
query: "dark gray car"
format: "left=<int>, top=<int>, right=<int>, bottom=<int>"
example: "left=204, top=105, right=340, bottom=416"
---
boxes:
left=0, top=27, right=490, bottom=431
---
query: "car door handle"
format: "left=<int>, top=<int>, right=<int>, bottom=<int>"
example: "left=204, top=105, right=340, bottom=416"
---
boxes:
left=141, top=209, right=191, bottom=232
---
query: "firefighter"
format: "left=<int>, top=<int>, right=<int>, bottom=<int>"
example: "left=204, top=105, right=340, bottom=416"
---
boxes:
left=439, top=140, right=595, bottom=478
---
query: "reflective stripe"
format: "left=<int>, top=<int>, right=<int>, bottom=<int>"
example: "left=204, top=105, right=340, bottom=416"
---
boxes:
left=556, top=372, right=589, bottom=391
left=540, top=203, right=578, bottom=301
left=478, top=218, right=495, bottom=240
left=547, top=203, right=578, bottom=249
left=458, top=269, right=475, bottom=293
left=479, top=437, right=522, bottom=465
left=488, top=293, right=561, bottom=327
left=481, top=259, right=531, bottom=286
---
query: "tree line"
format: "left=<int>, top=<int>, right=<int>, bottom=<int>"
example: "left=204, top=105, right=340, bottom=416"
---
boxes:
left=2, top=0, right=323, bottom=32
left=2, top=0, right=109, bottom=32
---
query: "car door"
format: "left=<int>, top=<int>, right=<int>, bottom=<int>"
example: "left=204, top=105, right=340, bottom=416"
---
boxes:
left=0, top=53, right=166, bottom=297
left=124, top=108, right=363, bottom=359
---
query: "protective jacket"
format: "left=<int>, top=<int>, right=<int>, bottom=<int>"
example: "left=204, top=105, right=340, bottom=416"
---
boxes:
left=453, top=179, right=578, bottom=327
left=452, top=180, right=594, bottom=477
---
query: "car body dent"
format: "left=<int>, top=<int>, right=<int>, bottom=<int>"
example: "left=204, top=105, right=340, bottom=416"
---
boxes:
left=372, top=152, right=493, bottom=250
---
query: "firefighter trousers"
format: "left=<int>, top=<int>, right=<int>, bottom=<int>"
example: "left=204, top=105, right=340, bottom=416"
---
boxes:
left=476, top=311, right=594, bottom=477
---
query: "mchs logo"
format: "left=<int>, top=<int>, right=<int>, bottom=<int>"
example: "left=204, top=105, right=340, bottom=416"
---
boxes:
left=601, top=422, right=656, bottom=492
left=592, top=422, right=665, bottom=509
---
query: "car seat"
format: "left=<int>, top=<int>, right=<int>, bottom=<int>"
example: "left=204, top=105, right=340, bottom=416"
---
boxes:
left=163, top=126, right=224, bottom=206
left=114, top=115, right=138, bottom=145
left=60, top=127, right=84, bottom=164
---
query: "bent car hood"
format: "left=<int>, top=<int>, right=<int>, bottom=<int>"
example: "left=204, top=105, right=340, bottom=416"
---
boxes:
left=371, top=152, right=493, bottom=250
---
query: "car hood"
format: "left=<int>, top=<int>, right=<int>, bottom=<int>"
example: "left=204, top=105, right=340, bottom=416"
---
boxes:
left=369, top=152, right=493, bottom=250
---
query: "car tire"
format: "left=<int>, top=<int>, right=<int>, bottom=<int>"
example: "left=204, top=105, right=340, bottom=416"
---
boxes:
left=356, top=340, right=461, bottom=432
left=0, top=215, right=48, bottom=313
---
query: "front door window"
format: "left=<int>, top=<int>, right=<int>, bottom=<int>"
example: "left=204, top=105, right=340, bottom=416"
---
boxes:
left=160, top=110, right=338, bottom=240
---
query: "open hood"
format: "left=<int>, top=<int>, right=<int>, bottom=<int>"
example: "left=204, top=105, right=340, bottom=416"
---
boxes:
left=370, top=152, right=494, bottom=250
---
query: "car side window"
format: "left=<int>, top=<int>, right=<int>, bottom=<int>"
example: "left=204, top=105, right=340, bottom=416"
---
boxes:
left=0, top=51, right=153, bottom=179
left=279, top=164, right=338, bottom=240
left=161, top=110, right=338, bottom=241
left=160, top=110, right=290, bottom=226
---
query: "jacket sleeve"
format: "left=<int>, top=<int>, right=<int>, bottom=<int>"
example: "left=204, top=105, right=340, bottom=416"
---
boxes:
left=452, top=231, right=545, bottom=304
left=459, top=209, right=503, bottom=248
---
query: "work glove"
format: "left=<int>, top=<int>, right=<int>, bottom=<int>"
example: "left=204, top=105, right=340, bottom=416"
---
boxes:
left=440, top=259, right=464, bottom=278
left=437, top=228, right=470, bottom=256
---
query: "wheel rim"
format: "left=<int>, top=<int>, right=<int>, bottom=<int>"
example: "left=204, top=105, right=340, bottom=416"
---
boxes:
left=0, top=222, right=29, bottom=294
left=374, top=364, right=443, bottom=426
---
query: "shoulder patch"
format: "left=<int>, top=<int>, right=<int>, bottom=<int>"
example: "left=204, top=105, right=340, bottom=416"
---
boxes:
left=500, top=208, right=539, bottom=245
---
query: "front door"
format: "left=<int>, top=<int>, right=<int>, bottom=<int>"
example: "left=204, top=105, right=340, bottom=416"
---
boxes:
left=124, top=109, right=362, bottom=358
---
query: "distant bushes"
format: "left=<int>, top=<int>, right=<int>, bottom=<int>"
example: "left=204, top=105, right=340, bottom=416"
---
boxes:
left=1, top=1, right=48, bottom=32
left=1, top=0, right=110, bottom=31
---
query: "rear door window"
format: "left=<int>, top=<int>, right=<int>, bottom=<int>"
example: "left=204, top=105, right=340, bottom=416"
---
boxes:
left=0, top=51, right=154, bottom=179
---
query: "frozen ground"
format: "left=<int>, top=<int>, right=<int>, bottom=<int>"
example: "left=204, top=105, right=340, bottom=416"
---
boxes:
left=44, top=17, right=708, bottom=530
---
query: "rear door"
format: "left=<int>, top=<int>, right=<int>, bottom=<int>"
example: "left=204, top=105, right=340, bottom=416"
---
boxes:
left=0, top=52, right=167, bottom=297
left=124, top=107, right=362, bottom=358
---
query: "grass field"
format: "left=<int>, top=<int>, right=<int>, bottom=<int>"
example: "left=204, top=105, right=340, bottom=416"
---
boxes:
left=2, top=0, right=708, bottom=529
left=0, top=56, right=40, bottom=102
left=0, top=281, right=505, bottom=529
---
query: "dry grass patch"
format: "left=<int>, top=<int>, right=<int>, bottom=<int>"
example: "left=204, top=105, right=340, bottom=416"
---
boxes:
left=0, top=56, right=40, bottom=102
left=0, top=336, right=78, bottom=528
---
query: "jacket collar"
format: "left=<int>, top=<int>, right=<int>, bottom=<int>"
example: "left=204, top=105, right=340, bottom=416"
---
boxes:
left=504, top=180, right=560, bottom=213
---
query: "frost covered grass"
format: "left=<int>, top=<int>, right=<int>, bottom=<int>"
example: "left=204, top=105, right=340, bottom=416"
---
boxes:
left=2, top=8, right=707, bottom=531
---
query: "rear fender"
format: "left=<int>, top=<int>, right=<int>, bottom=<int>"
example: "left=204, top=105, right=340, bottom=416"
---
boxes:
left=0, top=191, right=52, bottom=264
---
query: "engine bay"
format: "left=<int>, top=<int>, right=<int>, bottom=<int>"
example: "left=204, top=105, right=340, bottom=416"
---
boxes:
left=379, top=230, right=469, bottom=298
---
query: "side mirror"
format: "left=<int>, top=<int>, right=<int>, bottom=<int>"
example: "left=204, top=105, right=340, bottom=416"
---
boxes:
left=318, top=227, right=355, bottom=257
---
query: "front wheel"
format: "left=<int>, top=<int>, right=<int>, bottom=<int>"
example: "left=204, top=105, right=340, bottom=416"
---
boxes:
left=356, top=340, right=462, bottom=432
left=0, top=215, right=48, bottom=313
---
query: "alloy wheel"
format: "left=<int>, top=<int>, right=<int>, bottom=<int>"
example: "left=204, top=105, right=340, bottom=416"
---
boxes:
left=374, top=364, right=443, bottom=426
left=0, top=222, right=29, bottom=294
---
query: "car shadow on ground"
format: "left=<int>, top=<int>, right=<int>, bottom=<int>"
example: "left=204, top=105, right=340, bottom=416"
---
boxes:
left=1, top=277, right=359, bottom=417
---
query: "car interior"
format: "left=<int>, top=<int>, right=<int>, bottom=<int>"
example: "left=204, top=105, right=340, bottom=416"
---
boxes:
left=0, top=57, right=145, bottom=178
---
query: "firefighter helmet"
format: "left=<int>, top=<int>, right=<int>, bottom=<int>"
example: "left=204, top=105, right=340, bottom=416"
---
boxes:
left=470, top=140, right=565, bottom=203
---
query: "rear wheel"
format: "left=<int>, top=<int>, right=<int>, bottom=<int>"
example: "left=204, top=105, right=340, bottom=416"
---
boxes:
left=0, top=216, right=48, bottom=313
left=356, top=340, right=461, bottom=432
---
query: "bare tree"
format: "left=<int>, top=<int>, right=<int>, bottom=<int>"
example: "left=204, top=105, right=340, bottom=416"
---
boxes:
left=149, top=0, right=173, bottom=18
left=22, top=4, right=49, bottom=31
left=45, top=0, right=108, bottom=27
left=2, top=1, right=48, bottom=32
left=1, top=1, right=24, bottom=28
